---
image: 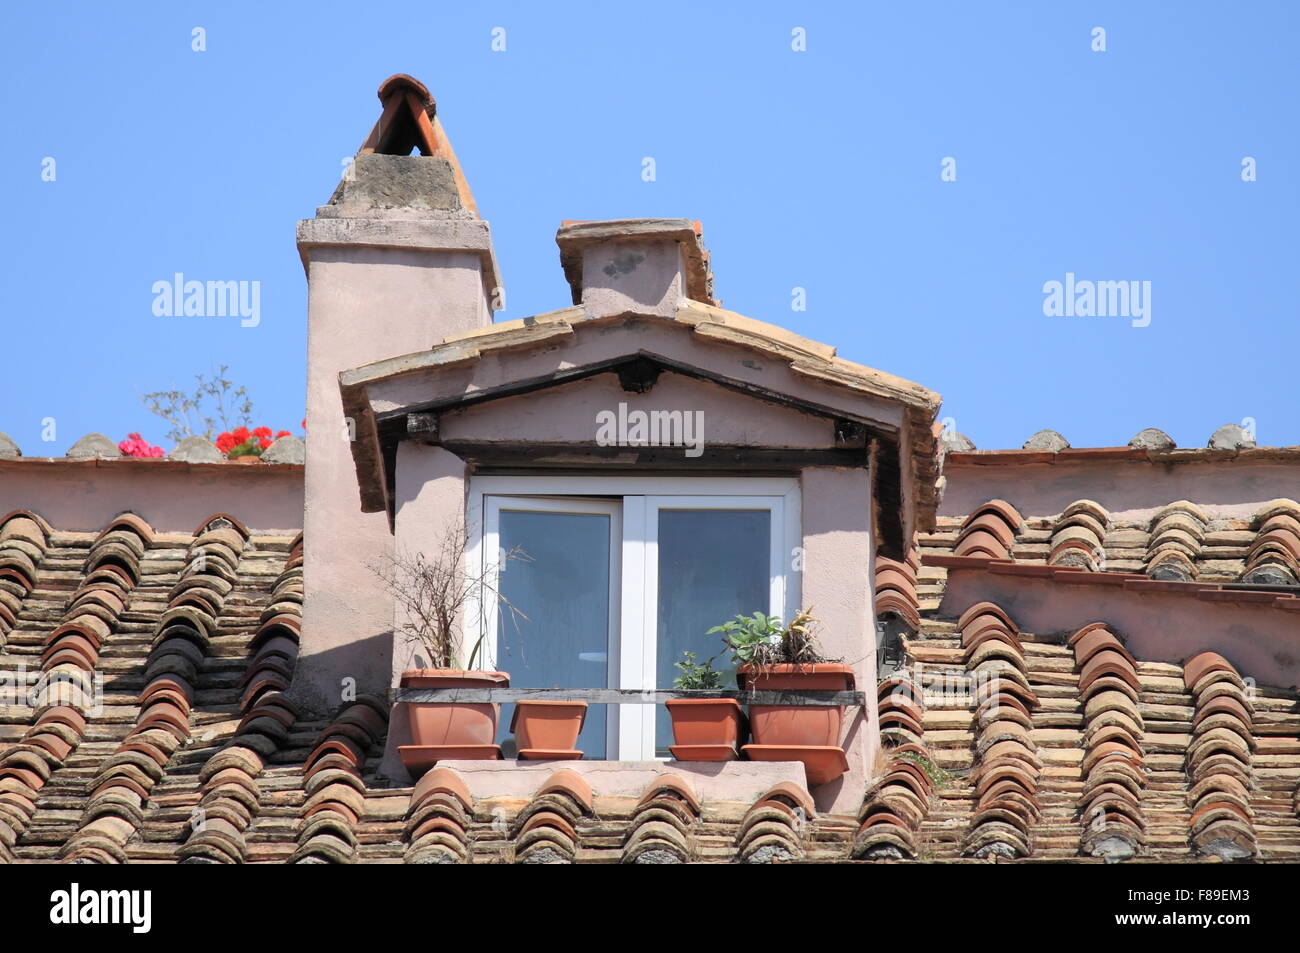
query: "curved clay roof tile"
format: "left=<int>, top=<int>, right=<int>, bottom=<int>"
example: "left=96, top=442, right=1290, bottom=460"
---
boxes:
left=961, top=511, right=1020, bottom=549
left=96, top=512, right=156, bottom=546
left=961, top=499, right=1025, bottom=533
left=1069, top=624, right=1137, bottom=668
left=1192, top=694, right=1252, bottom=729
left=0, top=509, right=54, bottom=541
left=953, top=528, right=1012, bottom=559
left=1078, top=652, right=1142, bottom=696
left=957, top=601, right=1019, bottom=634
left=1060, top=498, right=1111, bottom=525
left=754, top=780, right=816, bottom=818
left=1182, top=651, right=1238, bottom=691
left=1252, top=498, right=1300, bottom=526
left=637, top=774, right=701, bottom=814
left=535, top=768, right=594, bottom=814
left=193, top=513, right=251, bottom=541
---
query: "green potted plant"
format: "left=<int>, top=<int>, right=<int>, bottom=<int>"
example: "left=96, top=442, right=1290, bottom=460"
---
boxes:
left=664, top=651, right=747, bottom=761
left=371, top=524, right=524, bottom=777
left=715, top=608, right=855, bottom=785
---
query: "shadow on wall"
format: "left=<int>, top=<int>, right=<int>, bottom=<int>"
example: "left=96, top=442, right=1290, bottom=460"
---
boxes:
left=288, top=629, right=395, bottom=722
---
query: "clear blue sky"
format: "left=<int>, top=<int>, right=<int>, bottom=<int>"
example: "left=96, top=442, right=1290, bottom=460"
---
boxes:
left=3, top=1, right=1296, bottom=453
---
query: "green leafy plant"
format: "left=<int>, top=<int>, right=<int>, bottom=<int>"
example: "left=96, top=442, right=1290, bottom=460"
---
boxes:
left=672, top=650, right=723, bottom=690
left=710, top=607, right=831, bottom=668
left=708, top=611, right=783, bottom=666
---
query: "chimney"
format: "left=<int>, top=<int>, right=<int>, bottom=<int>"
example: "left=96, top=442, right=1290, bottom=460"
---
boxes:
left=291, top=76, right=501, bottom=715
left=556, top=218, right=715, bottom=319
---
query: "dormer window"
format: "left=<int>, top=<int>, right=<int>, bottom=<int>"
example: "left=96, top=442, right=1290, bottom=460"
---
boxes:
left=468, top=475, right=800, bottom=760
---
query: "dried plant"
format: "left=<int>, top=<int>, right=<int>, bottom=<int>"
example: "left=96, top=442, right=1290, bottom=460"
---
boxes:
left=370, top=521, right=527, bottom=670
left=140, top=364, right=254, bottom=442
left=777, top=607, right=829, bottom=666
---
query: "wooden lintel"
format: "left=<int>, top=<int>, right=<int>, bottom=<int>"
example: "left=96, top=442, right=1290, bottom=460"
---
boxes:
left=873, top=437, right=905, bottom=560
left=436, top=442, right=868, bottom=470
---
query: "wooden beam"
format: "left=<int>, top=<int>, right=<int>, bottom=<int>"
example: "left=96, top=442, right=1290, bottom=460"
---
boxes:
left=873, top=437, right=905, bottom=560
left=396, top=687, right=867, bottom=706
left=436, top=442, right=868, bottom=470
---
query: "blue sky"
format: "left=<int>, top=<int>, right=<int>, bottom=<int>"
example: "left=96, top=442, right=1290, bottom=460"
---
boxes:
left=2, top=1, right=1296, bottom=453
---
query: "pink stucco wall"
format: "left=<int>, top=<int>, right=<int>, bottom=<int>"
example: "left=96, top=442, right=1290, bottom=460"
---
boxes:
left=295, top=243, right=492, bottom=715
left=439, top=371, right=838, bottom=447
left=378, top=442, right=469, bottom=781
left=941, top=457, right=1300, bottom=521
left=800, top=466, right=877, bottom=813
left=578, top=240, right=684, bottom=319
left=0, top=459, right=302, bottom=533
left=940, top=569, right=1300, bottom=687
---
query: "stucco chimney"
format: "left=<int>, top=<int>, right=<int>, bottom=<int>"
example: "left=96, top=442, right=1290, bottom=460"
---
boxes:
left=556, top=218, right=715, bottom=319
left=292, top=75, right=501, bottom=716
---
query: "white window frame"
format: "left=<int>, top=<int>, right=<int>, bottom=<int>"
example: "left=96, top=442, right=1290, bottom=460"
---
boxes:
left=480, top=495, right=622, bottom=757
left=465, top=476, right=801, bottom=760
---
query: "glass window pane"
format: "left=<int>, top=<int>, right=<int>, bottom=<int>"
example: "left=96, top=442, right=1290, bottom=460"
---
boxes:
left=656, top=508, right=770, bottom=756
left=496, top=509, right=611, bottom=758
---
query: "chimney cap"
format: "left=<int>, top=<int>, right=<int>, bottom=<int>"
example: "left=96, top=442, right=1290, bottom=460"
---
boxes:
left=378, top=74, right=434, bottom=109
left=555, top=218, right=715, bottom=307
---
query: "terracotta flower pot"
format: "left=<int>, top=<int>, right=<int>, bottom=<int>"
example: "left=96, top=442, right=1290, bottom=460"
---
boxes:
left=400, top=669, right=510, bottom=747
left=666, top=698, right=746, bottom=746
left=738, top=663, right=856, bottom=747
left=666, top=697, right=747, bottom=762
left=511, top=700, right=586, bottom=752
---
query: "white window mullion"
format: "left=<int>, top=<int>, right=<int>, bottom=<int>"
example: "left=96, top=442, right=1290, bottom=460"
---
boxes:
left=619, top=496, right=649, bottom=759
left=767, top=495, right=787, bottom=624
left=641, top=498, right=660, bottom=760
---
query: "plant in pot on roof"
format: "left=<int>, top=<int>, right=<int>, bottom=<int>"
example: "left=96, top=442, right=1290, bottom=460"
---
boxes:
left=371, top=522, right=527, bottom=778
left=714, top=608, right=856, bottom=785
left=664, top=650, right=748, bottom=761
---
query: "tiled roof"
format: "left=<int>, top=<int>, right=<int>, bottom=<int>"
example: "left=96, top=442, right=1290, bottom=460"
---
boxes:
left=0, top=509, right=303, bottom=862
left=0, top=507, right=872, bottom=864
left=5, top=493, right=1298, bottom=862
left=859, top=497, right=1300, bottom=862
left=925, top=496, right=1300, bottom=590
